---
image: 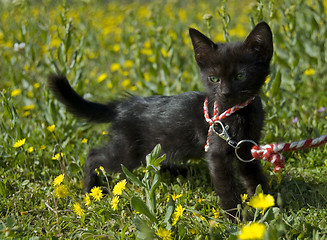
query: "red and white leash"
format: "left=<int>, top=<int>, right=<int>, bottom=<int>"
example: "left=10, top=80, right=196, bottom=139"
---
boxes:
left=204, top=97, right=327, bottom=172
left=204, top=97, right=255, bottom=152
left=251, top=135, right=327, bottom=172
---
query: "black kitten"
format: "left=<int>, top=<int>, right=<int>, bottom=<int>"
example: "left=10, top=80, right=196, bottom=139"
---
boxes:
left=48, top=22, right=273, bottom=216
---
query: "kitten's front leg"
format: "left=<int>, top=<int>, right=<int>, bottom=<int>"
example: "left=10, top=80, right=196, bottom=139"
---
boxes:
left=207, top=149, right=241, bottom=217
left=238, top=160, right=269, bottom=196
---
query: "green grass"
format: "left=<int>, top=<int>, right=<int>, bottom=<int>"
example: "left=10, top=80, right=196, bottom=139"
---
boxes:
left=1, top=0, right=327, bottom=239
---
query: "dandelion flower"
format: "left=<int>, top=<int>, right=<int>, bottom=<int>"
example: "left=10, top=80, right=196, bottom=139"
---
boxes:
left=97, top=73, right=107, bottom=83
left=84, top=193, right=91, bottom=206
left=22, top=105, right=35, bottom=111
left=54, top=185, right=70, bottom=198
left=47, top=125, right=55, bottom=133
left=112, top=179, right=127, bottom=196
left=13, top=138, right=26, bottom=148
left=166, top=193, right=182, bottom=202
left=89, top=186, right=103, bottom=201
left=53, top=174, right=64, bottom=186
left=52, top=153, right=64, bottom=160
left=212, top=207, right=220, bottom=219
left=102, top=131, right=108, bottom=135
left=160, top=48, right=169, bottom=58
left=248, top=193, right=275, bottom=214
left=111, top=196, right=119, bottom=210
left=304, top=68, right=315, bottom=76
left=155, top=227, right=173, bottom=240
left=110, top=63, right=121, bottom=72
left=73, top=202, right=85, bottom=217
left=81, top=138, right=88, bottom=143
left=172, top=204, right=184, bottom=226
left=40, top=145, right=46, bottom=150
left=124, top=60, right=133, bottom=68
left=11, top=89, right=22, bottom=97
left=238, top=222, right=266, bottom=240
left=241, top=193, right=249, bottom=203
left=27, top=146, right=34, bottom=153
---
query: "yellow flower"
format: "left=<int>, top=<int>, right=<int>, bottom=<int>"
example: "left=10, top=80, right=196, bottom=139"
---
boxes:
left=304, top=68, right=315, bottom=76
left=81, top=138, right=88, bottom=143
left=112, top=179, right=127, bottom=196
left=33, top=83, right=40, bottom=89
left=40, top=145, right=46, bottom=150
left=166, top=193, right=182, bottom=202
left=112, top=44, right=120, bottom=52
left=193, top=212, right=207, bottom=222
left=97, top=73, right=107, bottom=83
left=241, top=193, right=249, bottom=203
left=124, top=60, right=133, bottom=68
left=13, top=138, right=26, bottom=148
left=52, top=153, right=64, bottom=160
left=248, top=193, right=275, bottom=213
left=110, top=63, right=121, bottom=72
left=122, top=79, right=131, bottom=88
left=172, top=204, right=184, bottom=226
left=84, top=193, right=91, bottom=206
left=53, top=174, right=64, bottom=186
left=111, top=196, right=119, bottom=210
left=160, top=48, right=169, bottom=58
left=212, top=207, right=220, bottom=219
left=144, top=72, right=150, bottom=82
left=140, top=48, right=153, bottom=56
left=73, top=202, right=85, bottom=217
left=47, top=125, right=55, bottom=133
left=155, top=227, right=173, bottom=240
left=102, top=131, right=108, bottom=135
left=54, top=185, right=70, bottom=198
left=11, top=89, right=22, bottom=97
left=22, top=105, right=35, bottom=111
left=238, top=222, right=266, bottom=240
left=27, top=146, right=34, bottom=153
left=89, top=186, right=103, bottom=201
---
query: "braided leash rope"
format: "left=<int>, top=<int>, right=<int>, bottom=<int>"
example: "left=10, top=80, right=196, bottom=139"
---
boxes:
left=204, top=98, right=327, bottom=172
left=203, top=97, right=255, bottom=152
left=251, top=135, right=327, bottom=172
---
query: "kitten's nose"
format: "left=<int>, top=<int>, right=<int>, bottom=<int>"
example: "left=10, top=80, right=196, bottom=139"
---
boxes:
left=221, top=89, right=232, bottom=98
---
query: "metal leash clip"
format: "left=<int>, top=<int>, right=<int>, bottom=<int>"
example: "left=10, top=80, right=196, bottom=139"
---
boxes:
left=212, top=121, right=258, bottom=162
left=212, top=121, right=239, bottom=149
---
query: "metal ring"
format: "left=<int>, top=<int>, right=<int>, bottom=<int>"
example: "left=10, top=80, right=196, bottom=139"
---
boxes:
left=235, top=140, right=258, bottom=163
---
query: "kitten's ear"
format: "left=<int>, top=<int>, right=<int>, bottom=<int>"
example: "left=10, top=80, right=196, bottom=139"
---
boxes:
left=244, top=21, right=273, bottom=62
left=189, top=28, right=216, bottom=66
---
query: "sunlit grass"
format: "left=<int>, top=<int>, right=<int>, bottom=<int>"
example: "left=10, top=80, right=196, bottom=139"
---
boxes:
left=1, top=0, right=327, bottom=238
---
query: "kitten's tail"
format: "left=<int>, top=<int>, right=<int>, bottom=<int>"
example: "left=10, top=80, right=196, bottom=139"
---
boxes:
left=48, top=75, right=117, bottom=123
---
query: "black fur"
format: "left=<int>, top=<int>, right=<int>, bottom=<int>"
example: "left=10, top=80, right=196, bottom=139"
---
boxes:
left=48, top=22, right=273, bottom=216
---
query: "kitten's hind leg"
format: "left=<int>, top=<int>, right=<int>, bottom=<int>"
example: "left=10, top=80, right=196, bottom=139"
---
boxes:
left=83, top=146, right=125, bottom=193
left=83, top=142, right=143, bottom=193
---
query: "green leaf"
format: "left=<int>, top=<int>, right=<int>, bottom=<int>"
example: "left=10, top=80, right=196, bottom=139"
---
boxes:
left=133, top=216, right=155, bottom=240
left=271, top=70, right=281, bottom=97
left=0, top=180, right=7, bottom=198
left=131, top=196, right=157, bottom=223
left=121, top=165, right=145, bottom=188
left=149, top=173, right=161, bottom=198
left=146, top=144, right=161, bottom=166
left=164, top=195, right=175, bottom=225
left=260, top=207, right=280, bottom=223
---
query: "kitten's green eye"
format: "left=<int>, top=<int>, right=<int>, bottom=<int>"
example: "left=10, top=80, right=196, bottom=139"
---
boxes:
left=235, top=73, right=246, bottom=81
left=208, top=76, right=220, bottom=83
